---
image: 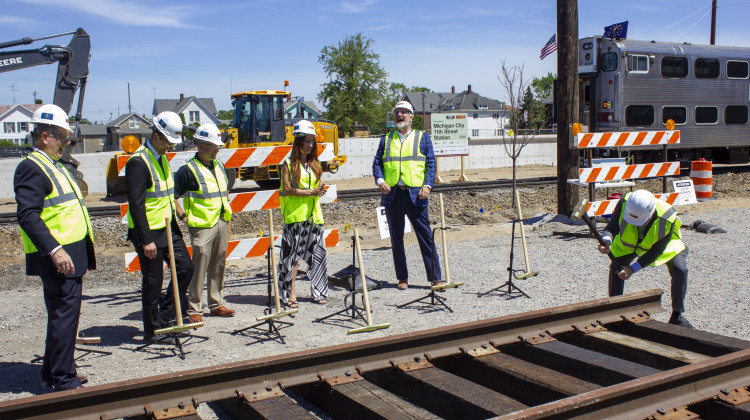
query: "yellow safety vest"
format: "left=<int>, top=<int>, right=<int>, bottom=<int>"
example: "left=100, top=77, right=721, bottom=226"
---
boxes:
left=382, top=130, right=426, bottom=187
left=279, top=158, right=323, bottom=225
left=126, top=146, right=175, bottom=230
left=20, top=151, right=93, bottom=254
left=610, top=192, right=686, bottom=266
left=184, top=157, right=232, bottom=228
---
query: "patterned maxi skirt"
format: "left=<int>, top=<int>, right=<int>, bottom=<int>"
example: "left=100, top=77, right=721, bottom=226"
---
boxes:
left=278, top=218, right=328, bottom=303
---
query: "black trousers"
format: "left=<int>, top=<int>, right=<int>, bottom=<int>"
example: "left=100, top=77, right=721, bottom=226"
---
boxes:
left=41, top=275, right=82, bottom=390
left=135, top=232, right=194, bottom=338
left=608, top=249, right=688, bottom=314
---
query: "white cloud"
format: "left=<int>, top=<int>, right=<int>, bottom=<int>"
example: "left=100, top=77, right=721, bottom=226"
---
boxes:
left=340, top=0, right=377, bottom=14
left=0, top=15, right=35, bottom=26
left=14, top=0, right=195, bottom=28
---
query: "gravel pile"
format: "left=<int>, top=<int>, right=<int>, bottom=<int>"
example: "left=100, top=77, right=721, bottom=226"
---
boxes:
left=0, top=171, right=748, bottom=411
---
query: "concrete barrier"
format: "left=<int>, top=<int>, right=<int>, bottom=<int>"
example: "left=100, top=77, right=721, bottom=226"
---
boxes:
left=0, top=135, right=557, bottom=199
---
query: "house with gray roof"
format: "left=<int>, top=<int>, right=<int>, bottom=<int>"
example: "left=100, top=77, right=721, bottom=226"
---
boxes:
left=72, top=113, right=153, bottom=153
left=0, top=104, right=43, bottom=145
left=283, top=97, right=322, bottom=120
left=402, top=85, right=510, bottom=138
left=153, top=93, right=219, bottom=125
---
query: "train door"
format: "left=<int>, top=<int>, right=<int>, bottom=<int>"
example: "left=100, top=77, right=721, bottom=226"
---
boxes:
left=597, top=38, right=620, bottom=131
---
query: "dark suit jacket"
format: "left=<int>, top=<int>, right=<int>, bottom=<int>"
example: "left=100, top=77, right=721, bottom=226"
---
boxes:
left=125, top=155, right=182, bottom=248
left=372, top=130, right=436, bottom=207
left=14, top=158, right=95, bottom=278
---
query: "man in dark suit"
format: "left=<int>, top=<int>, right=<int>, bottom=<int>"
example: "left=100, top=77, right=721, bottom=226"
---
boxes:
left=125, top=111, right=194, bottom=340
left=14, top=104, right=95, bottom=391
left=373, top=101, right=442, bottom=290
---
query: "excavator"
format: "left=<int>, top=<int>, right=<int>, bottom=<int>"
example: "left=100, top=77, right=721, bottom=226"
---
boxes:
left=0, top=28, right=91, bottom=195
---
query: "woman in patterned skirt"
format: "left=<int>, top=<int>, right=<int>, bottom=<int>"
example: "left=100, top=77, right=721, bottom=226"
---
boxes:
left=277, top=120, right=328, bottom=307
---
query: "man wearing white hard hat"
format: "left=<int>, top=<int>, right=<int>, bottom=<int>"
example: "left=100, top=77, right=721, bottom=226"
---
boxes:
left=598, top=189, right=692, bottom=328
left=14, top=103, right=96, bottom=390
left=174, top=123, right=234, bottom=322
left=125, top=111, right=194, bottom=340
left=373, top=100, right=442, bottom=290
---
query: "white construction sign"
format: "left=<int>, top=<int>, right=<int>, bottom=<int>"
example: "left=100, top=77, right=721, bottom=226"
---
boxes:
left=376, top=206, right=412, bottom=239
left=430, top=113, right=468, bottom=157
left=672, top=180, right=698, bottom=205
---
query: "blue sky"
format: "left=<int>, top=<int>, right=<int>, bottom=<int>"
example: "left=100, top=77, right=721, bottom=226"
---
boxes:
left=2, top=0, right=750, bottom=124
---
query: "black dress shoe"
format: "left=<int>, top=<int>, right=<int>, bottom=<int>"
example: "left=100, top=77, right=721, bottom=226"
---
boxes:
left=669, top=313, right=695, bottom=329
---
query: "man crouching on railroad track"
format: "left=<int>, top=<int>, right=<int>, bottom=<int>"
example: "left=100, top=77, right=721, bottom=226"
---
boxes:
left=598, top=190, right=693, bottom=328
left=373, top=100, right=442, bottom=290
left=14, top=104, right=96, bottom=391
left=125, top=111, right=194, bottom=341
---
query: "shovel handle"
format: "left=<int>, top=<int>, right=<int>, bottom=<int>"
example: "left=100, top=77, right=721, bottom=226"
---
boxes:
left=581, top=214, right=624, bottom=272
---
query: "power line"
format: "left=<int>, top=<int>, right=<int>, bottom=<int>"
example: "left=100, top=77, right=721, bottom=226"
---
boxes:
left=653, top=1, right=711, bottom=33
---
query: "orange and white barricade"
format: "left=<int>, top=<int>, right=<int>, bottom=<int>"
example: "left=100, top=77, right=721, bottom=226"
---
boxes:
left=119, top=185, right=337, bottom=224
left=690, top=158, right=713, bottom=200
left=584, top=193, right=680, bottom=218
left=124, top=229, right=339, bottom=273
left=116, top=143, right=336, bottom=175
left=575, top=130, right=680, bottom=149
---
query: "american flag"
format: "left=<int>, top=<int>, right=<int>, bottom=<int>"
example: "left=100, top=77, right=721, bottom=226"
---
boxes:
left=540, top=34, right=557, bottom=61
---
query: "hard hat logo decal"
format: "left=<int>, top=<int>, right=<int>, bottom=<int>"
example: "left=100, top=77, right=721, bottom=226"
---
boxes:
left=199, top=131, right=208, bottom=137
left=158, top=119, right=167, bottom=129
left=41, top=112, right=54, bottom=120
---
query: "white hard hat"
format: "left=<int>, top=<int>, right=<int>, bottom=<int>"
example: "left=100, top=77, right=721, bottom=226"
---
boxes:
left=292, top=119, right=316, bottom=137
left=393, top=100, right=414, bottom=115
left=31, top=104, right=73, bottom=133
left=152, top=111, right=183, bottom=144
left=623, top=190, right=657, bottom=226
left=194, top=123, right=223, bottom=146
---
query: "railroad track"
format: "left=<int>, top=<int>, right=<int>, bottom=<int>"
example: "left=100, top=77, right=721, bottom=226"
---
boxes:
left=2, top=290, right=749, bottom=419
left=0, top=177, right=557, bottom=224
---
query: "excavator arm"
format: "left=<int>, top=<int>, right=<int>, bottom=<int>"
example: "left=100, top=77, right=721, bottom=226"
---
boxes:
left=0, top=28, right=91, bottom=195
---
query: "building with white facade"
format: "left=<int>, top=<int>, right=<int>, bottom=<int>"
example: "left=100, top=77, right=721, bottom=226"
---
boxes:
left=0, top=104, right=42, bottom=145
left=153, top=94, right=219, bottom=125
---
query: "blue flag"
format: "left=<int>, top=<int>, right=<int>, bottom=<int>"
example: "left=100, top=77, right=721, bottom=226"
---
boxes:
left=604, top=21, right=628, bottom=39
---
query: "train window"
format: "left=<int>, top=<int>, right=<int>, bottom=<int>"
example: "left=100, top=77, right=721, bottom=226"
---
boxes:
left=727, top=60, right=749, bottom=79
left=695, top=58, right=720, bottom=78
left=661, top=57, right=688, bottom=78
left=695, top=106, right=718, bottom=124
left=626, top=105, right=654, bottom=126
left=662, top=107, right=687, bottom=125
left=725, top=106, right=748, bottom=124
left=627, top=55, right=648, bottom=73
left=600, top=52, right=617, bottom=71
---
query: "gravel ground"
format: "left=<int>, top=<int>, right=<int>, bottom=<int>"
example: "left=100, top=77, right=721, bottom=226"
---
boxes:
left=1, top=168, right=749, bottom=414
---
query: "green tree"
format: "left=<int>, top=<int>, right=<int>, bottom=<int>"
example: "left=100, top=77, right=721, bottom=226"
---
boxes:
left=318, top=33, right=388, bottom=136
left=217, top=109, right=234, bottom=120
left=529, top=72, right=555, bottom=128
left=520, top=86, right=534, bottom=129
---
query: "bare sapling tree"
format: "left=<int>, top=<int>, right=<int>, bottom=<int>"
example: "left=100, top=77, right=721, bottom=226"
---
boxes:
left=498, top=59, right=549, bottom=207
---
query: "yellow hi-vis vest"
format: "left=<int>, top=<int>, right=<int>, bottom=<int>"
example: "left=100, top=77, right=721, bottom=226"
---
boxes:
left=279, top=158, right=323, bottom=225
left=20, top=151, right=93, bottom=254
left=610, top=192, right=686, bottom=266
left=126, top=146, right=175, bottom=230
left=184, top=157, right=232, bottom=228
left=382, top=130, right=426, bottom=187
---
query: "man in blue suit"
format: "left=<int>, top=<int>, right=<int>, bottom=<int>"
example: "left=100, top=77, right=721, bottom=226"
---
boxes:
left=373, top=101, right=442, bottom=290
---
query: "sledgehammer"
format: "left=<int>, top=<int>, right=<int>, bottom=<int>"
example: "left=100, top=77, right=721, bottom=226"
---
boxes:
left=570, top=198, right=624, bottom=272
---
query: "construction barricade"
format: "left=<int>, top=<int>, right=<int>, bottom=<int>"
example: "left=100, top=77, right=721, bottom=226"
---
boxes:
left=121, top=185, right=339, bottom=273
left=690, top=158, right=713, bottom=201
left=570, top=125, right=682, bottom=217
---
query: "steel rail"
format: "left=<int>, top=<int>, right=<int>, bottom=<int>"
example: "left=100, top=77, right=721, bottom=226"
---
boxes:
left=0, top=290, right=665, bottom=419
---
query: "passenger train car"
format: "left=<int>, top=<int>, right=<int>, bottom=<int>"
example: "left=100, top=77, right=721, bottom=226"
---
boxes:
left=578, top=36, right=750, bottom=162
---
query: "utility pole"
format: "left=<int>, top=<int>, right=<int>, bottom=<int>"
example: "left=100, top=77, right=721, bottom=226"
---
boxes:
left=128, top=82, right=132, bottom=113
left=556, top=0, right=580, bottom=216
left=10, top=83, right=17, bottom=104
left=710, top=0, right=717, bottom=45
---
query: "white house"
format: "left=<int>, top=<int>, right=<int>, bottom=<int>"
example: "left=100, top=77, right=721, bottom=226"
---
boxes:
left=0, top=104, right=42, bottom=145
left=153, top=94, right=218, bottom=125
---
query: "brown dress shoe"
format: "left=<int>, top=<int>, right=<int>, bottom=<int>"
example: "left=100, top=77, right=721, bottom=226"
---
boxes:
left=210, top=306, right=235, bottom=317
left=189, top=314, right=203, bottom=324
left=397, top=280, right=408, bottom=290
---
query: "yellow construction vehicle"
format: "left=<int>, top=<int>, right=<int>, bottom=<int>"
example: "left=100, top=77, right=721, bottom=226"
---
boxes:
left=225, top=90, right=346, bottom=189
left=105, top=90, right=346, bottom=195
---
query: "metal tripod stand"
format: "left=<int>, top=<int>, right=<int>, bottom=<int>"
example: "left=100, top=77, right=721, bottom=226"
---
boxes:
left=397, top=226, right=453, bottom=312
left=479, top=219, right=531, bottom=299
left=315, top=234, right=367, bottom=324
